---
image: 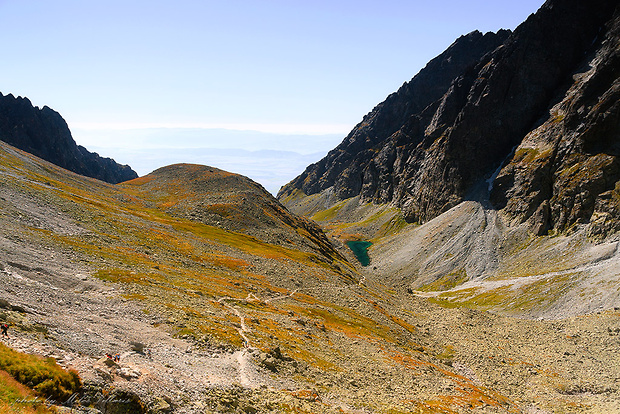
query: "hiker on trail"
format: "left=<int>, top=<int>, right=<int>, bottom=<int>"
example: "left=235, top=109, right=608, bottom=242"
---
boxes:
left=114, top=353, right=120, bottom=363
left=1, top=323, right=8, bottom=338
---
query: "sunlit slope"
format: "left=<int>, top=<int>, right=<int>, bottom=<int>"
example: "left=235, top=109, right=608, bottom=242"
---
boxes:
left=0, top=141, right=536, bottom=412
left=298, top=188, right=620, bottom=320
left=124, top=164, right=345, bottom=256
left=0, top=142, right=352, bottom=339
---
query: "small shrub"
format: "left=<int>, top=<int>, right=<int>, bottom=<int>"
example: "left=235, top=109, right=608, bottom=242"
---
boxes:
left=0, top=343, right=81, bottom=402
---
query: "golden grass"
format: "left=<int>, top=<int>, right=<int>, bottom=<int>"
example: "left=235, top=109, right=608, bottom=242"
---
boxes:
left=311, top=199, right=348, bottom=222
left=0, top=343, right=80, bottom=406
left=419, top=268, right=468, bottom=292
left=0, top=370, right=56, bottom=414
left=3, top=144, right=458, bottom=389
left=382, top=347, right=516, bottom=414
left=0, top=368, right=57, bottom=414
left=431, top=272, right=580, bottom=314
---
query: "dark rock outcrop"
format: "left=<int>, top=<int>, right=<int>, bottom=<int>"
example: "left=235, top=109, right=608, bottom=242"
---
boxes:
left=279, top=0, right=620, bottom=235
left=0, top=93, right=137, bottom=183
left=491, top=5, right=620, bottom=237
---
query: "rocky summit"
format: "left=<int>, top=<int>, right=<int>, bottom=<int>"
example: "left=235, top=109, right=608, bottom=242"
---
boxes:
left=1, top=0, right=620, bottom=413
left=0, top=92, right=137, bottom=184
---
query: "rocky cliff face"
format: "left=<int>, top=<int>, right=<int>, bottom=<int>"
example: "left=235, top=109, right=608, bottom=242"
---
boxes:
left=491, top=7, right=620, bottom=238
left=0, top=93, right=137, bottom=183
left=280, top=0, right=620, bottom=236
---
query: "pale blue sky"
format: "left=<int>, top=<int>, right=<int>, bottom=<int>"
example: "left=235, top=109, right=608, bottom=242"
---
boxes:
left=0, top=0, right=545, bottom=193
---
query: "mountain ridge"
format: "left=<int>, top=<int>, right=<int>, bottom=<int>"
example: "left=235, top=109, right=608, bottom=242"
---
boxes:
left=0, top=92, right=138, bottom=184
left=279, top=28, right=510, bottom=200
left=279, top=0, right=619, bottom=236
left=278, top=0, right=620, bottom=320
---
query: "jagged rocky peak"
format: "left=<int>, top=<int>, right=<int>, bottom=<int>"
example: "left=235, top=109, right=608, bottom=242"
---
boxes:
left=279, top=0, right=619, bottom=236
left=0, top=92, right=137, bottom=184
left=279, top=28, right=511, bottom=200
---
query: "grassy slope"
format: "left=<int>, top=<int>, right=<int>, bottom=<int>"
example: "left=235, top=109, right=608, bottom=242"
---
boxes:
left=285, top=184, right=620, bottom=320
left=0, top=142, right=520, bottom=412
left=0, top=143, right=356, bottom=347
left=0, top=370, right=54, bottom=414
left=0, top=342, right=81, bottom=414
left=279, top=189, right=620, bottom=412
left=4, top=141, right=619, bottom=412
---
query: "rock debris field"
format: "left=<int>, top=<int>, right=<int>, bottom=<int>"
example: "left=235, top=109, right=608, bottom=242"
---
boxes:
left=2, top=251, right=620, bottom=413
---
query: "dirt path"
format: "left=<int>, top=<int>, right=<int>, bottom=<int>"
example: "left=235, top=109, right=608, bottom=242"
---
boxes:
left=0, top=260, right=293, bottom=410
left=412, top=239, right=620, bottom=299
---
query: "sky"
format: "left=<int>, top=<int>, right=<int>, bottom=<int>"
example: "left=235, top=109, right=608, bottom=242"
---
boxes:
left=0, top=0, right=545, bottom=194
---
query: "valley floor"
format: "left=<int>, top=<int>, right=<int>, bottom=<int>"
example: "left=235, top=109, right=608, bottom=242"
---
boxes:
left=1, top=257, right=619, bottom=414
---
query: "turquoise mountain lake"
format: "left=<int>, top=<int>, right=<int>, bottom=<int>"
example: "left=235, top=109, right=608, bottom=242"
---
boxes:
left=346, top=241, right=372, bottom=266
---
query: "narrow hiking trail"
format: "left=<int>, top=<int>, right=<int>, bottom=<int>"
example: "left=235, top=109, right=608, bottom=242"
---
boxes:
left=213, top=272, right=377, bottom=388
left=6, top=258, right=620, bottom=413
left=214, top=269, right=379, bottom=358
left=217, top=283, right=355, bottom=350
left=217, top=289, right=299, bottom=350
left=0, top=262, right=293, bottom=403
left=2, top=250, right=374, bottom=404
left=411, top=239, right=620, bottom=299
left=216, top=289, right=302, bottom=388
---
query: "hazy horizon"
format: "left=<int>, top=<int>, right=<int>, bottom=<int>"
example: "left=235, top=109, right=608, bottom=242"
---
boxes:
left=82, top=127, right=343, bottom=195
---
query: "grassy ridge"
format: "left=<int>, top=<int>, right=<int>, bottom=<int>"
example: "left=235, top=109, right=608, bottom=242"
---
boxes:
left=0, top=145, right=360, bottom=352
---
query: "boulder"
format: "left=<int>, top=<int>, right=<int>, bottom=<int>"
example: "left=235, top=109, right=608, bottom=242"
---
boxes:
left=97, top=357, right=118, bottom=368
left=118, top=367, right=141, bottom=380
